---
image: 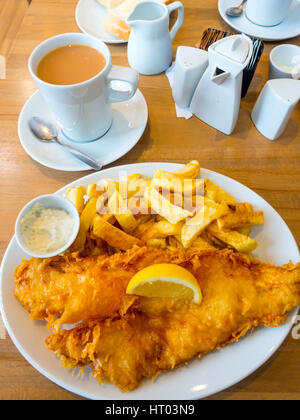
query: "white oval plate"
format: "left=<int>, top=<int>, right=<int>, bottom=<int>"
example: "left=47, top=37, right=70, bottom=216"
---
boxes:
left=1, top=163, right=299, bottom=400
left=18, top=90, right=148, bottom=172
left=76, top=0, right=127, bottom=44
left=218, top=0, right=300, bottom=41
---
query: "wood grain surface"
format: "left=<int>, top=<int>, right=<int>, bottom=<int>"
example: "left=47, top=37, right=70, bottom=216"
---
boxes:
left=0, top=0, right=28, bottom=59
left=0, top=0, right=299, bottom=400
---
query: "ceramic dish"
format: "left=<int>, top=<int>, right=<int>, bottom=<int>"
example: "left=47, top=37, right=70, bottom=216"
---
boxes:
left=15, top=195, right=80, bottom=258
left=218, top=0, right=300, bottom=41
left=1, top=163, right=299, bottom=400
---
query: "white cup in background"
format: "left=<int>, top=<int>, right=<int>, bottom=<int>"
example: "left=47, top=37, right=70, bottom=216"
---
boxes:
left=269, top=44, right=300, bottom=80
left=246, top=0, right=292, bottom=27
left=29, top=33, right=139, bottom=143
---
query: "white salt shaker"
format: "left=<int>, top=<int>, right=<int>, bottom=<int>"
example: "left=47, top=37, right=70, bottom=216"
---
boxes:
left=251, top=79, right=300, bottom=141
left=172, top=47, right=208, bottom=108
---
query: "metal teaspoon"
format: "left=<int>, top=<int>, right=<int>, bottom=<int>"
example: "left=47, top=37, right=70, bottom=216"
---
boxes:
left=226, top=0, right=247, bottom=17
left=29, top=117, right=102, bottom=171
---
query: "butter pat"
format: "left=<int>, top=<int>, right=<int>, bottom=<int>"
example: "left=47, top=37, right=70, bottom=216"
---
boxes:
left=97, top=0, right=125, bottom=8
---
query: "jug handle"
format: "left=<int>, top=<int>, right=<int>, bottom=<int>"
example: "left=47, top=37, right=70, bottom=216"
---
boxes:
left=168, top=2, right=184, bottom=42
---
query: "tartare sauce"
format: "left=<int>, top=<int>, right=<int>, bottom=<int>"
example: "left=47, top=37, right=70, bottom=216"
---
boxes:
left=20, top=203, right=75, bottom=254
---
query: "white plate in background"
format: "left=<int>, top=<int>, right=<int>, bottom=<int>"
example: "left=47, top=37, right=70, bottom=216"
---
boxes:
left=76, top=0, right=127, bottom=44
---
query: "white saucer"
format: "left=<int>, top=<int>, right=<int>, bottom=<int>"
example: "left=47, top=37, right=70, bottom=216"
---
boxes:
left=219, top=0, right=300, bottom=41
left=18, top=90, right=148, bottom=172
left=76, top=0, right=127, bottom=44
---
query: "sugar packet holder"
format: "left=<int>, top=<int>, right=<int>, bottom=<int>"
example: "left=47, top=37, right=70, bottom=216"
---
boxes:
left=196, top=28, right=264, bottom=98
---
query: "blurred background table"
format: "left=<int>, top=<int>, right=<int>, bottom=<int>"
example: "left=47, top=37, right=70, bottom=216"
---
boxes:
left=0, top=0, right=299, bottom=400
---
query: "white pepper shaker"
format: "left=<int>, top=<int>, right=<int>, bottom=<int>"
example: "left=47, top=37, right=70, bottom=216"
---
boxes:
left=172, top=47, right=208, bottom=108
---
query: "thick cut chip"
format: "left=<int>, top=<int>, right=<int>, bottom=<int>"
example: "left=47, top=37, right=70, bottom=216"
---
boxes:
left=108, top=190, right=138, bottom=233
left=145, top=186, right=193, bottom=225
left=181, top=199, right=230, bottom=248
left=238, top=226, right=252, bottom=236
left=92, top=215, right=144, bottom=250
left=152, top=170, right=204, bottom=195
left=205, top=179, right=236, bottom=205
left=99, top=174, right=143, bottom=201
left=218, top=203, right=264, bottom=230
left=208, top=221, right=258, bottom=253
left=173, top=160, right=201, bottom=179
left=161, top=193, right=204, bottom=213
left=96, top=194, right=109, bottom=214
left=126, top=178, right=152, bottom=199
left=142, top=220, right=183, bottom=241
left=86, top=184, right=106, bottom=198
left=118, top=174, right=143, bottom=199
left=71, top=197, right=98, bottom=252
left=127, top=196, right=152, bottom=216
left=66, top=186, right=86, bottom=213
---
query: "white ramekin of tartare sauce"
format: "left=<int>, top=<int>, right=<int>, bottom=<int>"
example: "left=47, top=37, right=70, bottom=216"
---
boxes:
left=15, top=195, right=80, bottom=258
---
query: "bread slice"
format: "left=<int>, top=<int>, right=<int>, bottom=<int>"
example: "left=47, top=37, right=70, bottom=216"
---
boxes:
left=104, top=0, right=174, bottom=41
left=102, top=17, right=131, bottom=41
left=97, top=0, right=126, bottom=9
left=108, top=0, right=146, bottom=31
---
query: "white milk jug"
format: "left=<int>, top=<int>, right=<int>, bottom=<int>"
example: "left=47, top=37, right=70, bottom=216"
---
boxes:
left=126, top=0, right=184, bottom=75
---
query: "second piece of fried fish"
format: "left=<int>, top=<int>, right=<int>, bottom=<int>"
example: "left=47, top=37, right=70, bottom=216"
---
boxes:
left=45, top=248, right=300, bottom=391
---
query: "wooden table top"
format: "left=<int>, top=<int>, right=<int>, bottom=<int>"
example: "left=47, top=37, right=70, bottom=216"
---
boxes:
left=0, top=0, right=300, bottom=400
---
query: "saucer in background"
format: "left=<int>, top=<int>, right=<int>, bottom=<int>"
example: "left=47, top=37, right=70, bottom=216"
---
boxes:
left=218, top=0, right=300, bottom=41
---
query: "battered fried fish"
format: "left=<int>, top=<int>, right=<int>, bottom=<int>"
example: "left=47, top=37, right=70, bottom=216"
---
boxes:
left=14, top=247, right=195, bottom=329
left=45, top=249, right=300, bottom=392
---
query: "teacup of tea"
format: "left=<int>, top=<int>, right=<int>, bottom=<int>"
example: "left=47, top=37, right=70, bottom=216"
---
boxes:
left=29, top=33, right=139, bottom=143
left=245, top=0, right=292, bottom=27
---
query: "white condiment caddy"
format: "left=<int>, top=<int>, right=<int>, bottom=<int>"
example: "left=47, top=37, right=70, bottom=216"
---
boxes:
left=166, top=34, right=300, bottom=141
left=190, top=34, right=253, bottom=135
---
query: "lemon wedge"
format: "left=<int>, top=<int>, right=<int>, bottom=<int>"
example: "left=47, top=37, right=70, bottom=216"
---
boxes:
left=126, top=264, right=202, bottom=304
